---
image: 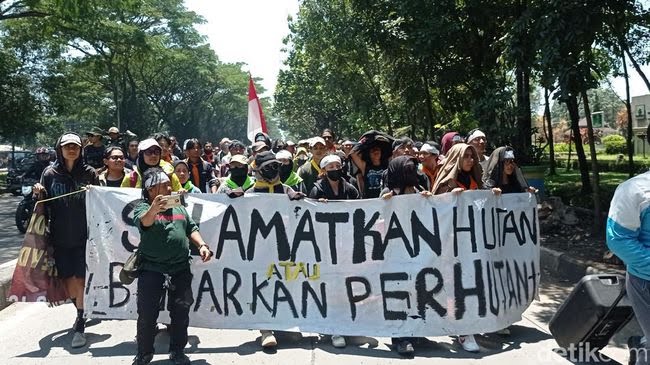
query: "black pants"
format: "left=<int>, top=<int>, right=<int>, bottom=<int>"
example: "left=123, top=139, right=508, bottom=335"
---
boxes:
left=137, top=268, right=194, bottom=355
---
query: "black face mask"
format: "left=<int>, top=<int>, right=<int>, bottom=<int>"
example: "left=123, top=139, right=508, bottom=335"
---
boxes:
left=229, top=167, right=248, bottom=184
left=260, top=165, right=280, bottom=181
left=279, top=163, right=293, bottom=181
left=296, top=157, right=308, bottom=167
left=326, top=169, right=343, bottom=181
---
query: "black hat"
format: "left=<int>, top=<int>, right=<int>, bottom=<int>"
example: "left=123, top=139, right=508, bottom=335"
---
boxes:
left=229, top=140, right=246, bottom=150
left=86, top=127, right=104, bottom=137
left=173, top=160, right=189, bottom=170
left=392, top=137, right=414, bottom=151
left=254, top=150, right=278, bottom=168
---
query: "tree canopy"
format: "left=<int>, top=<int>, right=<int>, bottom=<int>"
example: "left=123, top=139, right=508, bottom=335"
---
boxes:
left=275, top=0, right=650, bottom=163
left=0, top=0, right=269, bottom=146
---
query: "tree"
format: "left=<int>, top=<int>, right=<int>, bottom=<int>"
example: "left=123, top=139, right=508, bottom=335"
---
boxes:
left=0, top=46, right=41, bottom=144
left=1, top=0, right=255, bottom=146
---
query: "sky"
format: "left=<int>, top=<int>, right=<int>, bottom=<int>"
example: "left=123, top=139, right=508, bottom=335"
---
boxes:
left=185, top=0, right=650, bottom=103
left=185, top=0, right=300, bottom=98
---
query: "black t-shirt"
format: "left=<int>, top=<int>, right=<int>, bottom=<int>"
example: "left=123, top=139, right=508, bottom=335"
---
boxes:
left=105, top=178, right=122, bottom=188
left=364, top=165, right=385, bottom=199
left=84, top=145, right=105, bottom=169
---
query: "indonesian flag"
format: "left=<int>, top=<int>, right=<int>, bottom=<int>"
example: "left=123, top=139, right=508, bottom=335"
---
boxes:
left=247, top=76, right=268, bottom=142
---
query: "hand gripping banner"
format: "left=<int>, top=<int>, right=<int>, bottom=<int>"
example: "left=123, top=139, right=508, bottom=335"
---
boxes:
left=85, top=187, right=540, bottom=337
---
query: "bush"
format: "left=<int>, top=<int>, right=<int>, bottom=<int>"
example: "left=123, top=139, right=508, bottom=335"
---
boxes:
left=550, top=143, right=572, bottom=153
left=553, top=158, right=650, bottom=173
left=602, top=135, right=627, bottom=154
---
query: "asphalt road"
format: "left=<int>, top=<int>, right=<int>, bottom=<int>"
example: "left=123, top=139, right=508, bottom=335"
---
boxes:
left=0, top=268, right=640, bottom=365
left=0, top=193, right=25, bottom=265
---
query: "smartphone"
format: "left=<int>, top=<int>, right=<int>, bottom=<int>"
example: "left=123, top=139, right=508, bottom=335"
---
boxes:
left=160, top=194, right=182, bottom=209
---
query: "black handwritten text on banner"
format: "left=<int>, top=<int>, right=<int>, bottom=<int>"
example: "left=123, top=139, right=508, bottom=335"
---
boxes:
left=85, top=188, right=539, bottom=337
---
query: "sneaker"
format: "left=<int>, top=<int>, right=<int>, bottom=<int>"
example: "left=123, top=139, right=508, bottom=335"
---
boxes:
left=132, top=353, right=153, bottom=365
left=331, top=335, right=346, bottom=348
left=396, top=340, right=415, bottom=356
left=494, top=327, right=511, bottom=336
left=71, top=331, right=87, bottom=348
left=260, top=330, right=277, bottom=348
left=169, top=351, right=191, bottom=365
left=458, top=335, right=480, bottom=353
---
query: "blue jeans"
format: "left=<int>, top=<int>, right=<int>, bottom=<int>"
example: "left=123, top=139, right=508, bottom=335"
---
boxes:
left=627, top=273, right=650, bottom=365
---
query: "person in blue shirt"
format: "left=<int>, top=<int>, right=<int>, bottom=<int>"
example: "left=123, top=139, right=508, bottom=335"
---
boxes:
left=606, top=126, right=650, bottom=365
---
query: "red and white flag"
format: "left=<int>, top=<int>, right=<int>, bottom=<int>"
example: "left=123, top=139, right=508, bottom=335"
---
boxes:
left=247, top=76, right=268, bottom=142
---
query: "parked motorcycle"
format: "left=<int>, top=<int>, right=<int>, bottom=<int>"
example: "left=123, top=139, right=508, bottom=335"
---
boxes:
left=15, top=183, right=36, bottom=233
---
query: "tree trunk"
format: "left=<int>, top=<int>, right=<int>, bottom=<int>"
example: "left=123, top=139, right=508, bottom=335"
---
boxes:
left=566, top=95, right=592, bottom=193
left=420, top=61, right=435, bottom=140
left=107, top=62, right=121, bottom=131
left=624, top=48, right=650, bottom=92
left=515, top=65, right=533, bottom=163
left=566, top=130, right=572, bottom=172
left=582, top=91, right=602, bottom=233
left=622, top=49, right=635, bottom=178
left=544, top=89, right=556, bottom=175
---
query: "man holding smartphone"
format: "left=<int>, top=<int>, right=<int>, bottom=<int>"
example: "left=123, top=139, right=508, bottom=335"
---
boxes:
left=132, top=167, right=212, bottom=365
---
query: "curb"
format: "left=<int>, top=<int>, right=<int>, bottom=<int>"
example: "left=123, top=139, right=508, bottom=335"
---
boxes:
left=540, top=246, right=625, bottom=282
left=0, top=259, right=16, bottom=311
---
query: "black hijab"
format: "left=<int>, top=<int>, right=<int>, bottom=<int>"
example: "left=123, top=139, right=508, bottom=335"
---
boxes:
left=386, top=155, right=420, bottom=194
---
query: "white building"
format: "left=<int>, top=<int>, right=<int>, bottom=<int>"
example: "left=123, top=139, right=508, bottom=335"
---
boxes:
left=631, top=94, right=650, bottom=155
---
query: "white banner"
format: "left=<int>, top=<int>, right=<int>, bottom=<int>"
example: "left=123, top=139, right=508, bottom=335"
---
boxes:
left=85, top=187, right=540, bottom=337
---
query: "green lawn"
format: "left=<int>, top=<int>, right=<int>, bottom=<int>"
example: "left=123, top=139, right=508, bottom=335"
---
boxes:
left=544, top=170, right=628, bottom=211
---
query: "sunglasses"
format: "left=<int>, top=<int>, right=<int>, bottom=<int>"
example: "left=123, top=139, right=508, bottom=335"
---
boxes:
left=322, top=136, right=333, bottom=140
left=144, top=149, right=161, bottom=156
left=109, top=155, right=124, bottom=161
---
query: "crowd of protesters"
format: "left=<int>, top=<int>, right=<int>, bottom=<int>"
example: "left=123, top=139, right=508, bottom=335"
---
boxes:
left=32, top=126, right=538, bottom=365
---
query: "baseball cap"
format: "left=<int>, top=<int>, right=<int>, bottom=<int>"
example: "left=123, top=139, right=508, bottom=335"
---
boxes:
left=60, top=133, right=82, bottom=147
left=229, top=154, right=249, bottom=165
left=85, top=127, right=103, bottom=137
left=309, top=137, right=326, bottom=148
left=255, top=151, right=278, bottom=168
left=138, top=138, right=161, bottom=152
left=252, top=141, right=269, bottom=152
left=276, top=150, right=293, bottom=161
left=108, top=127, right=120, bottom=134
